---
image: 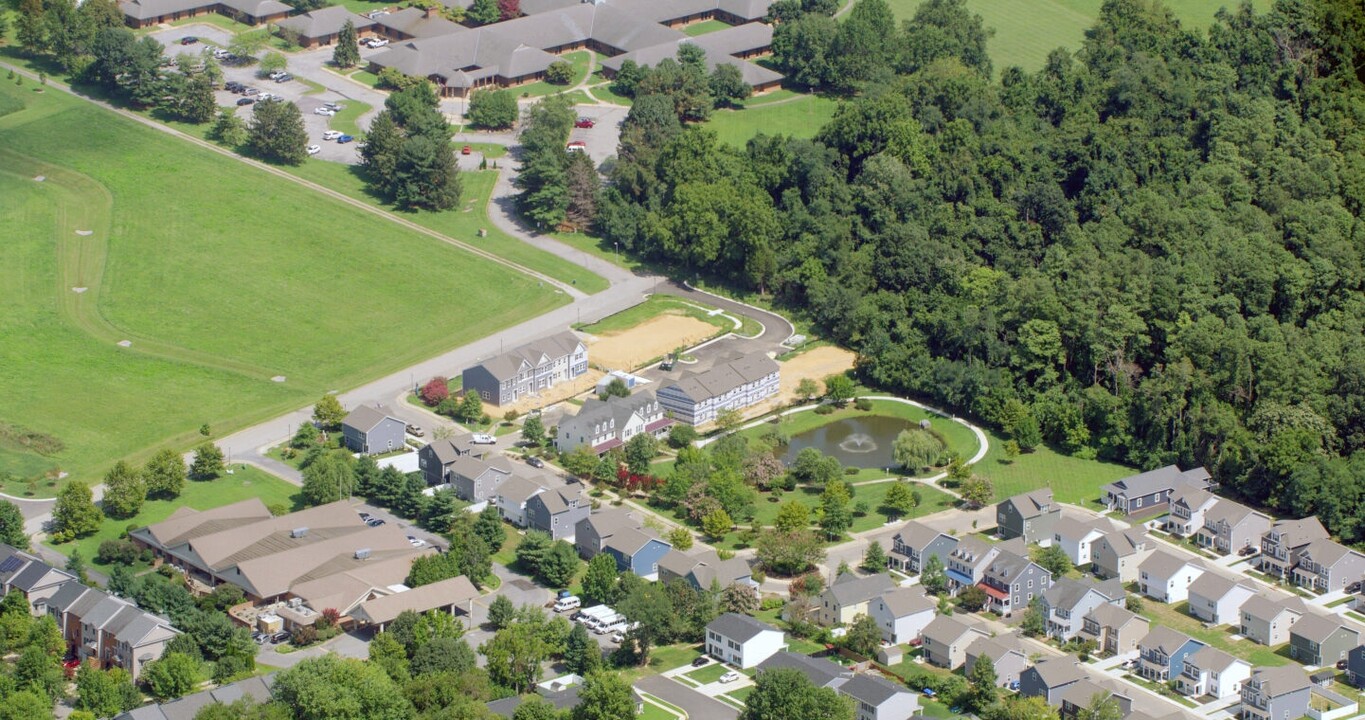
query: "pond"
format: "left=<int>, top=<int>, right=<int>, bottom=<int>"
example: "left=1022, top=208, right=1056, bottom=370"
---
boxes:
left=780, top=414, right=920, bottom=469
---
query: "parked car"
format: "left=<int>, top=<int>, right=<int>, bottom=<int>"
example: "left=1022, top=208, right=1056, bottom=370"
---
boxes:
left=719, top=671, right=740, bottom=683
left=275, top=73, right=293, bottom=83
left=243, top=87, right=259, bottom=96
left=212, top=47, right=230, bottom=58
left=314, top=107, right=336, bottom=116
left=471, top=433, right=495, bottom=444
left=691, top=656, right=710, bottom=667
left=367, top=38, right=389, bottom=48
left=225, top=81, right=243, bottom=92
left=1348, top=581, right=1362, bottom=593
left=306, top=144, right=321, bottom=155
left=461, top=145, right=472, bottom=155
left=270, top=632, right=290, bottom=644
left=257, top=93, right=278, bottom=102
left=322, top=130, right=343, bottom=140
left=323, top=102, right=343, bottom=111
left=566, top=140, right=586, bottom=153
left=407, top=535, right=427, bottom=548
left=237, top=98, right=255, bottom=106
left=406, top=423, right=424, bottom=437
left=180, top=36, right=198, bottom=45
left=525, top=456, right=544, bottom=468
left=574, top=117, right=595, bottom=128
left=358, top=512, right=372, bottom=521
left=366, top=518, right=385, bottom=527
left=610, top=632, right=624, bottom=643
left=337, top=135, right=354, bottom=143
left=1239, top=546, right=1258, bottom=556
left=267, top=70, right=286, bottom=80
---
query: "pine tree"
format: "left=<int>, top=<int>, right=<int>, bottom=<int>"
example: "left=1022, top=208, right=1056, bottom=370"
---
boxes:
left=246, top=99, right=308, bottom=166
left=563, top=622, right=601, bottom=676
left=861, top=541, right=887, bottom=573
left=332, top=20, right=360, bottom=69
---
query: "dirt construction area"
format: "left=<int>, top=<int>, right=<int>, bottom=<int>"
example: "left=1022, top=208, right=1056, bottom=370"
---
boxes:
left=585, top=315, right=720, bottom=371
left=778, top=346, right=857, bottom=402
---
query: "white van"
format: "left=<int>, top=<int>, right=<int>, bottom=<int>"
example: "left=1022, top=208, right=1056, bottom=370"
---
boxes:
left=553, top=596, right=581, bottom=613
left=594, top=614, right=626, bottom=635
left=471, top=433, right=496, bottom=444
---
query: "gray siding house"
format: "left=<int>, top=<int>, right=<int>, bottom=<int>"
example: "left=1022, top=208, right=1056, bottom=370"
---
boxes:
left=979, top=550, right=1051, bottom=617
left=656, top=353, right=780, bottom=426
left=1100, top=465, right=1211, bottom=516
left=1193, top=499, right=1271, bottom=554
left=945, top=537, right=1005, bottom=595
left=965, top=636, right=1029, bottom=688
left=1259, top=516, right=1330, bottom=580
left=888, top=521, right=958, bottom=574
left=340, top=405, right=407, bottom=455
left=921, top=614, right=989, bottom=670
left=1239, top=593, right=1307, bottom=646
left=995, top=489, right=1061, bottom=545
left=1041, top=577, right=1125, bottom=641
left=1019, top=657, right=1085, bottom=705
left=1290, top=539, right=1365, bottom=594
left=448, top=455, right=513, bottom=503
left=1186, top=572, right=1257, bottom=625
left=1241, top=666, right=1312, bottom=720
left=525, top=486, right=589, bottom=542
left=417, top=435, right=480, bottom=487
left=657, top=549, right=755, bottom=591
left=1092, top=529, right=1155, bottom=582
left=1136, top=626, right=1204, bottom=683
left=574, top=508, right=638, bottom=559
left=1347, top=644, right=1365, bottom=689
left=1080, top=603, right=1149, bottom=656
left=603, top=528, right=672, bottom=580
left=1289, top=613, right=1360, bottom=666
left=461, top=330, right=587, bottom=406
left=553, top=390, right=672, bottom=455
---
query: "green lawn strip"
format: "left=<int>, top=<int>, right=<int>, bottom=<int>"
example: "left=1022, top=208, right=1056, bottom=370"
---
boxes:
left=329, top=98, right=371, bottom=137
left=682, top=19, right=732, bottom=36
left=1326, top=595, right=1354, bottom=608
left=725, top=686, right=754, bottom=702
left=648, top=643, right=703, bottom=674
left=296, top=77, right=326, bottom=95
left=164, top=13, right=254, bottom=34
left=584, top=78, right=633, bottom=106
left=332, top=0, right=391, bottom=13
left=491, top=530, right=524, bottom=567
left=510, top=51, right=593, bottom=98
left=46, top=466, right=302, bottom=564
left=638, top=701, right=682, bottom=720
left=549, top=230, right=644, bottom=271
left=972, top=426, right=1133, bottom=506
left=686, top=662, right=733, bottom=684
left=283, top=162, right=609, bottom=294
left=1137, top=601, right=1289, bottom=667
left=462, top=142, right=508, bottom=159
left=786, top=637, right=827, bottom=655
left=0, top=79, right=562, bottom=485
left=715, top=695, right=745, bottom=711
left=740, top=88, right=808, bottom=107
left=578, top=295, right=734, bottom=337
left=1120, top=673, right=1199, bottom=708
left=704, top=94, right=840, bottom=146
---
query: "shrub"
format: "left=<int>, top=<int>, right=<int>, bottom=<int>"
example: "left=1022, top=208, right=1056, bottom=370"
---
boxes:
left=544, top=60, right=574, bottom=84
left=290, top=625, right=318, bottom=647
left=854, top=398, right=873, bottom=411
left=156, top=565, right=177, bottom=578
left=814, top=405, right=835, bottom=415
left=420, top=377, right=450, bottom=406
left=97, top=540, right=142, bottom=565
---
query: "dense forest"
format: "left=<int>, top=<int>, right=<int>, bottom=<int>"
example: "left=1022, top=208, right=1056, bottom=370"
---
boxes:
left=583, top=0, right=1365, bottom=540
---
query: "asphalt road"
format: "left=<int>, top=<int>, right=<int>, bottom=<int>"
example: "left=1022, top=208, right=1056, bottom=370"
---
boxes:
left=636, top=674, right=739, bottom=720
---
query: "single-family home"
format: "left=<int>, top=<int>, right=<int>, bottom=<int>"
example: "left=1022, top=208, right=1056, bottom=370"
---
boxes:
left=462, top=330, right=588, bottom=406
left=920, top=614, right=990, bottom=669
left=493, top=475, right=546, bottom=528
left=1259, top=516, right=1330, bottom=580
left=979, top=550, right=1051, bottom=617
left=1052, top=516, right=1115, bottom=567
left=1175, top=646, right=1251, bottom=699
left=965, top=635, right=1029, bottom=689
left=704, top=613, right=784, bottom=669
left=1193, top=499, right=1271, bottom=555
left=995, top=489, right=1061, bottom=545
left=1289, top=613, right=1360, bottom=667
left=574, top=508, right=638, bottom=559
left=1241, top=666, right=1313, bottom=720
left=486, top=675, right=644, bottom=718
left=1164, top=486, right=1217, bottom=536
left=1019, top=657, right=1086, bottom=704
left=1136, top=626, right=1205, bottom=682
left=602, top=527, right=672, bottom=580
left=1041, top=576, right=1126, bottom=642
left=888, top=521, right=958, bottom=574
left=272, top=5, right=377, bottom=48
left=840, top=673, right=920, bottom=720
left=1092, top=529, right=1155, bottom=582
left=1185, top=572, right=1257, bottom=625
left=417, top=434, right=482, bottom=487
left=656, top=549, right=755, bottom=591
left=757, top=651, right=853, bottom=689
left=340, top=404, right=406, bottom=455
left=1137, top=550, right=1206, bottom=604
left=657, top=353, right=781, bottom=425
left=1059, top=678, right=1133, bottom=720
left=447, top=455, right=513, bottom=503
left=818, top=572, right=897, bottom=626
left=946, top=537, right=1004, bottom=595
left=1290, top=539, right=1365, bottom=594
left=1347, top=644, right=1365, bottom=688
left=1080, top=603, right=1150, bottom=656
left=1239, top=593, right=1307, bottom=646
left=525, top=485, right=589, bottom=542
left=554, top=390, right=673, bottom=455
left=1101, top=465, right=1211, bottom=516
left=868, top=585, right=936, bottom=645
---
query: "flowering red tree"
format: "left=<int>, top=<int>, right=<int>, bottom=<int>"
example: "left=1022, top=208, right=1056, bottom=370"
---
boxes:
left=615, top=467, right=662, bottom=494
left=420, top=377, right=449, bottom=407
left=497, top=0, right=519, bottom=20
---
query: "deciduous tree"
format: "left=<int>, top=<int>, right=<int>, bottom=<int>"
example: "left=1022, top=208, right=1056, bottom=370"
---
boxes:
left=102, top=460, right=146, bottom=519
left=53, top=482, right=100, bottom=540
left=144, top=448, right=186, bottom=499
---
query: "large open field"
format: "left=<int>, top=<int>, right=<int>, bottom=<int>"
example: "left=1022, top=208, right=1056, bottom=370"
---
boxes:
left=705, top=94, right=840, bottom=146
left=0, top=78, right=564, bottom=488
left=885, top=0, right=1272, bottom=71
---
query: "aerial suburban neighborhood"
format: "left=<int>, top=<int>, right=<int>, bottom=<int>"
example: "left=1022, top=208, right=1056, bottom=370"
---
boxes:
left=1, top=0, right=1363, bottom=717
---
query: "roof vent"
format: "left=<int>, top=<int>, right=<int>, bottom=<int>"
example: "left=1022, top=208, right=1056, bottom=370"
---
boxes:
left=291, top=527, right=309, bottom=538
left=355, top=548, right=371, bottom=560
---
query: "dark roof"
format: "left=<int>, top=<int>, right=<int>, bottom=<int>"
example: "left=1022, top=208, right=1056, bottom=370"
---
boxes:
left=1029, top=657, right=1085, bottom=688
left=664, top=353, right=779, bottom=404
left=274, top=5, right=376, bottom=37
left=116, top=674, right=275, bottom=720
left=982, top=550, right=1039, bottom=584
left=1291, top=613, right=1356, bottom=643
left=757, top=651, right=850, bottom=688
left=341, top=404, right=400, bottom=434
left=707, top=612, right=779, bottom=643
left=1043, top=577, right=1124, bottom=611
left=825, top=572, right=896, bottom=606
left=467, top=330, right=583, bottom=382
left=1102, top=465, right=1209, bottom=498
left=839, top=674, right=908, bottom=707
left=1000, top=489, right=1056, bottom=517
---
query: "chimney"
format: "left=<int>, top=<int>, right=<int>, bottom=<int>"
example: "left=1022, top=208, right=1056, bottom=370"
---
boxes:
left=424, top=5, right=437, bottom=19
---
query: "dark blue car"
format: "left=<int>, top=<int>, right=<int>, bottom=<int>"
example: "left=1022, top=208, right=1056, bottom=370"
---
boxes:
left=337, top=135, right=354, bottom=144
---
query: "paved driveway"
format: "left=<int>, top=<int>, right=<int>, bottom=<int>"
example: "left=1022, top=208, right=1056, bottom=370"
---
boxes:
left=636, top=674, right=739, bottom=720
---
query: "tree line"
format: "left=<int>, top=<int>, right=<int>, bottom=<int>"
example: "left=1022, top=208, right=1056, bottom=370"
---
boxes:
left=583, top=0, right=1365, bottom=542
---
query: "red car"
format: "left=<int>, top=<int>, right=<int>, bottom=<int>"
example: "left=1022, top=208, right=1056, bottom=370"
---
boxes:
left=461, top=145, right=472, bottom=155
left=574, top=117, right=595, bottom=128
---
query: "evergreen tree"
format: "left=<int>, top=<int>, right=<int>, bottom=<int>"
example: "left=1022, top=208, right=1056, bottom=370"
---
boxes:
left=563, top=622, right=601, bottom=676
left=246, top=99, right=308, bottom=165
left=332, top=20, right=360, bottom=69
left=16, top=0, right=46, bottom=53
left=393, top=133, right=462, bottom=211
left=861, top=541, right=887, bottom=573
left=0, top=501, right=28, bottom=550
left=467, top=0, right=499, bottom=25
left=359, top=110, right=403, bottom=198
left=210, top=109, right=248, bottom=147
left=473, top=505, right=506, bottom=552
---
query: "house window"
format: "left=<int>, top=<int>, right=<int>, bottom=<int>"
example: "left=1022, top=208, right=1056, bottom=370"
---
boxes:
left=1136, top=498, right=1143, bottom=508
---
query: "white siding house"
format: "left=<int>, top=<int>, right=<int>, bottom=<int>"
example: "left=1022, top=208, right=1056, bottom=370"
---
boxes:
left=705, top=613, right=785, bottom=669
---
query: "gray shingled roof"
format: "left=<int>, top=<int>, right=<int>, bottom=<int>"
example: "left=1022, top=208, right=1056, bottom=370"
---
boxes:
left=757, top=651, right=851, bottom=688
left=1085, top=602, right=1144, bottom=630
left=341, top=404, right=398, bottom=434
left=826, top=572, right=896, bottom=606
left=274, top=5, right=376, bottom=38
left=707, top=612, right=778, bottom=643
left=983, top=550, right=1038, bottom=584
left=921, top=614, right=983, bottom=647
left=1291, top=613, right=1356, bottom=643
left=1043, top=577, right=1123, bottom=612
left=1001, top=489, right=1055, bottom=517
left=1249, top=666, right=1312, bottom=697
left=665, top=353, right=779, bottom=404
left=893, top=520, right=954, bottom=549
left=1240, top=592, right=1306, bottom=621
left=467, top=331, right=582, bottom=382
left=878, top=586, right=935, bottom=617
left=1103, top=465, right=1209, bottom=497
left=839, top=674, right=907, bottom=707
left=1301, top=539, right=1362, bottom=568
left=1138, top=549, right=1203, bottom=578
left=1201, top=499, right=1262, bottom=528
left=1186, top=646, right=1244, bottom=673
left=1139, top=626, right=1198, bottom=655
left=1030, top=656, right=1085, bottom=687
left=1186, top=571, right=1252, bottom=601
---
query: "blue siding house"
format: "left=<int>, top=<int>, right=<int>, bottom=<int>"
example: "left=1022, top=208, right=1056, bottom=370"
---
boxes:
left=603, top=528, right=672, bottom=580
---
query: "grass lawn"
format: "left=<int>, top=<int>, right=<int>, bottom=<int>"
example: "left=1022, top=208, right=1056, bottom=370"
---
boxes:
left=491, top=527, right=525, bottom=567
left=48, top=465, right=301, bottom=566
left=347, top=69, right=382, bottom=89
left=332, top=0, right=390, bottom=14
left=511, top=51, right=593, bottom=98
left=283, top=162, right=609, bottom=294
left=648, top=643, right=703, bottom=674
left=330, top=99, right=371, bottom=137
left=1137, top=601, right=1289, bottom=667
left=0, top=79, right=563, bottom=489
left=577, top=294, right=734, bottom=337
left=704, top=94, right=839, bottom=146
left=682, top=19, right=732, bottom=36
left=638, top=702, right=682, bottom=720
left=550, top=230, right=643, bottom=272
left=885, top=0, right=1272, bottom=71
left=585, top=78, right=633, bottom=106
left=165, top=13, right=253, bottom=34
left=972, top=427, right=1133, bottom=507
left=686, top=662, right=733, bottom=684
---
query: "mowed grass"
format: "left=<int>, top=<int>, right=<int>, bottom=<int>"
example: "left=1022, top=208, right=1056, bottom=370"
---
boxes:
left=682, top=19, right=732, bottom=36
left=576, top=294, right=733, bottom=336
left=886, top=0, right=1272, bottom=71
left=286, top=162, right=608, bottom=293
left=512, top=50, right=594, bottom=98
left=1138, top=600, right=1289, bottom=667
left=53, top=466, right=302, bottom=571
left=0, top=80, right=564, bottom=486
left=329, top=99, right=371, bottom=137
left=704, top=94, right=840, bottom=146
left=973, top=427, right=1133, bottom=507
